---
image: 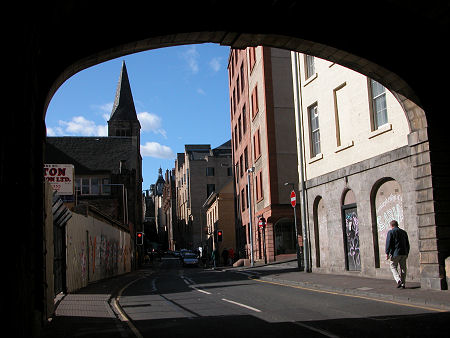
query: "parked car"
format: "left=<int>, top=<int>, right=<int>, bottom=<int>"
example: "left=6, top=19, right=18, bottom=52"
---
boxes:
left=182, top=252, right=199, bottom=267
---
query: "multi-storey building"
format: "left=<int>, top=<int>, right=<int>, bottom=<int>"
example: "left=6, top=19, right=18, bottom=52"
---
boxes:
left=291, top=52, right=419, bottom=281
left=175, top=141, right=233, bottom=250
left=228, top=47, right=300, bottom=263
left=162, top=168, right=177, bottom=250
left=203, top=180, right=236, bottom=262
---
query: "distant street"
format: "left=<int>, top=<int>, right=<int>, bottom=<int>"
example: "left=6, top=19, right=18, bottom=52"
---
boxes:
left=115, top=255, right=448, bottom=337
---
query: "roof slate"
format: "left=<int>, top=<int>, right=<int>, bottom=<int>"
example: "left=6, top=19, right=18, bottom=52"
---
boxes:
left=45, top=137, right=136, bottom=175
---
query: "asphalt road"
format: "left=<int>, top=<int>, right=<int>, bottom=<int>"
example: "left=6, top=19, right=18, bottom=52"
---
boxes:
left=117, top=256, right=449, bottom=338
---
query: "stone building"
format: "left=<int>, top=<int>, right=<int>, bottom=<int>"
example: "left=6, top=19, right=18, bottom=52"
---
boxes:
left=45, top=61, right=143, bottom=266
left=203, top=180, right=236, bottom=263
left=228, top=47, right=300, bottom=262
left=291, top=52, right=419, bottom=282
left=162, top=169, right=177, bottom=250
left=175, top=141, right=233, bottom=250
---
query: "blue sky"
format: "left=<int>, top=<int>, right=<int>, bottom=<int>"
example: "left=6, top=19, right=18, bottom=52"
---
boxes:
left=45, top=43, right=231, bottom=188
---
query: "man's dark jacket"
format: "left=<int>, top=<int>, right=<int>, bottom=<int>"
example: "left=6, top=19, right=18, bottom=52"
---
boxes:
left=385, top=226, right=410, bottom=257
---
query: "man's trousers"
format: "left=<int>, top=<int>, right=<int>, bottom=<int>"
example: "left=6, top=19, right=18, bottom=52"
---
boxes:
left=389, top=255, right=407, bottom=284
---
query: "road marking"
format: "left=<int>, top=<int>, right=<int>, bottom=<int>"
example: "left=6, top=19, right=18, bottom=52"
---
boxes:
left=181, top=276, right=212, bottom=294
left=222, top=298, right=261, bottom=312
left=191, top=286, right=212, bottom=295
left=293, top=321, right=340, bottom=338
left=249, top=277, right=447, bottom=313
left=112, top=276, right=145, bottom=338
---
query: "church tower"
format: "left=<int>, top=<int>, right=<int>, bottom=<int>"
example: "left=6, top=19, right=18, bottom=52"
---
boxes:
left=108, top=61, right=141, bottom=145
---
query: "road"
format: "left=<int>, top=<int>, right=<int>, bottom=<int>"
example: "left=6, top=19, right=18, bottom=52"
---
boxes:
left=116, top=256, right=448, bottom=338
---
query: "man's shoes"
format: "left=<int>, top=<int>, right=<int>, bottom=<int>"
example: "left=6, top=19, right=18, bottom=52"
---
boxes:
left=397, top=280, right=402, bottom=288
left=401, top=283, right=405, bottom=289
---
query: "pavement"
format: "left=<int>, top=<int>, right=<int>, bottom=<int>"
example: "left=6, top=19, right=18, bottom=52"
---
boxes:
left=40, top=257, right=450, bottom=337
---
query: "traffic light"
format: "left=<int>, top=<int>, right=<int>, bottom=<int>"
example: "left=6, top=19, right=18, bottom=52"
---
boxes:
left=136, top=232, right=144, bottom=245
left=217, top=230, right=223, bottom=242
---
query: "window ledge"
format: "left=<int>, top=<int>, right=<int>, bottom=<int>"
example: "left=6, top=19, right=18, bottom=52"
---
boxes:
left=335, top=140, right=354, bottom=153
left=304, top=73, right=318, bottom=87
left=368, top=123, right=392, bottom=139
left=308, top=153, right=323, bottom=164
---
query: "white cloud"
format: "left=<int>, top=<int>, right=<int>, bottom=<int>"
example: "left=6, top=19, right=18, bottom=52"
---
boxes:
left=141, top=142, right=175, bottom=159
left=56, top=116, right=108, bottom=136
left=181, top=46, right=200, bottom=74
left=197, top=88, right=206, bottom=95
left=137, top=111, right=167, bottom=138
left=209, top=57, right=222, bottom=72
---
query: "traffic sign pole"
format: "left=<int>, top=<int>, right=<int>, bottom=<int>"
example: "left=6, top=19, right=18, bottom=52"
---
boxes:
left=290, top=189, right=302, bottom=270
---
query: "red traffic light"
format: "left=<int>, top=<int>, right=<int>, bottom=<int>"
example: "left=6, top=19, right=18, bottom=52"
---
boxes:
left=137, top=233, right=142, bottom=237
left=218, top=231, right=222, bottom=236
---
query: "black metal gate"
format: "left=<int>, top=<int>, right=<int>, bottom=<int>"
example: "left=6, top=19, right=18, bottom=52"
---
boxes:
left=342, top=205, right=361, bottom=271
left=53, top=222, right=66, bottom=295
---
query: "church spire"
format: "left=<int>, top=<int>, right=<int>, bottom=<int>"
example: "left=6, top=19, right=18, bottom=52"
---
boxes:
left=108, top=61, right=141, bottom=138
left=109, top=61, right=138, bottom=122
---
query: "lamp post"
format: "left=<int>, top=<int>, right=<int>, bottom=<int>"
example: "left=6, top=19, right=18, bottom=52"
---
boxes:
left=247, top=167, right=255, bottom=267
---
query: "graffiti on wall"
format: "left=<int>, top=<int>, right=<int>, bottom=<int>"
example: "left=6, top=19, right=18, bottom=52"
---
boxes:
left=375, top=180, right=404, bottom=267
left=344, top=208, right=361, bottom=271
left=376, top=193, right=403, bottom=233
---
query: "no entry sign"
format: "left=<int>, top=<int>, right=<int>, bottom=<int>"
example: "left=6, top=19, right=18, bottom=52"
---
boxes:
left=290, top=190, right=296, bottom=207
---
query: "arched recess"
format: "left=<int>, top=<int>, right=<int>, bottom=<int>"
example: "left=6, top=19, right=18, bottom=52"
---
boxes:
left=341, top=189, right=361, bottom=271
left=370, top=178, right=404, bottom=269
left=312, top=196, right=327, bottom=268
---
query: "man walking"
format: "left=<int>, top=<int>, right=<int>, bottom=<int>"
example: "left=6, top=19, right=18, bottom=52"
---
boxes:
left=385, top=220, right=410, bottom=288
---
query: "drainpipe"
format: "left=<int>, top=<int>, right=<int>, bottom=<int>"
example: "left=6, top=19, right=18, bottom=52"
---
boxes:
left=291, top=51, right=311, bottom=272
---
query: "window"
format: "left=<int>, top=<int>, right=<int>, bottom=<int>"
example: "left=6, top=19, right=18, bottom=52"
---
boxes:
left=233, top=89, right=236, bottom=113
left=370, top=79, right=388, bottom=129
left=255, top=171, right=264, bottom=201
left=240, top=63, right=245, bottom=92
left=206, top=167, right=215, bottom=176
left=238, top=115, right=242, bottom=142
left=76, top=177, right=111, bottom=195
left=242, top=105, right=247, bottom=134
left=249, top=47, right=256, bottom=71
left=253, top=129, right=261, bottom=160
left=305, top=55, right=315, bottom=79
left=91, top=178, right=99, bottom=195
left=81, top=178, right=90, bottom=195
left=241, top=188, right=246, bottom=211
left=207, top=184, right=215, bottom=198
left=102, top=178, right=111, bottom=195
left=308, top=103, right=321, bottom=157
left=236, top=75, right=240, bottom=102
left=234, top=125, right=238, bottom=147
left=244, top=147, right=249, bottom=171
left=240, top=155, right=244, bottom=177
left=251, top=85, right=259, bottom=118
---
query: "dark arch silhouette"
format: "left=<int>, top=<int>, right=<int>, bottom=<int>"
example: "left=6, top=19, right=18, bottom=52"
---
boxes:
left=6, top=2, right=449, bottom=336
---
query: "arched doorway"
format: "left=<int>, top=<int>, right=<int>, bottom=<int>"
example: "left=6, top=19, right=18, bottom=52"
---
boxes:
left=342, top=189, right=360, bottom=271
left=274, top=218, right=296, bottom=256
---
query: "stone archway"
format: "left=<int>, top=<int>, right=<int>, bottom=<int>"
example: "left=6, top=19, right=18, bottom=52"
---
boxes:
left=6, top=2, right=450, bottom=336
